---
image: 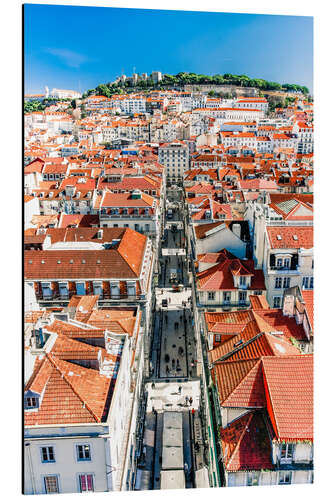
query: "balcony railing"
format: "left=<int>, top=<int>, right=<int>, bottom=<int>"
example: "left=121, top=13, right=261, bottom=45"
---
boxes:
left=197, top=301, right=251, bottom=309
left=37, top=292, right=146, bottom=301
left=268, top=266, right=300, bottom=275
left=100, top=213, right=154, bottom=219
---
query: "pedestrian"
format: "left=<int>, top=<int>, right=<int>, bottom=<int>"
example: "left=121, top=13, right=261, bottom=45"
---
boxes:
left=152, top=382, right=155, bottom=389
left=189, top=397, right=193, bottom=406
left=166, top=365, right=170, bottom=374
left=191, top=408, right=195, bottom=416
left=178, top=385, right=182, bottom=394
left=185, top=395, right=189, bottom=405
left=168, top=297, right=171, bottom=304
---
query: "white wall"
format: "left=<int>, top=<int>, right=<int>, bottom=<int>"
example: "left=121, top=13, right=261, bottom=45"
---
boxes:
left=195, top=225, right=246, bottom=259
left=24, top=427, right=110, bottom=494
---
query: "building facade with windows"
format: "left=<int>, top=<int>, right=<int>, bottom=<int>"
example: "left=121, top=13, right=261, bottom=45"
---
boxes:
left=195, top=249, right=266, bottom=311
left=96, top=190, right=161, bottom=242
left=245, top=197, right=313, bottom=308
left=158, top=142, right=189, bottom=184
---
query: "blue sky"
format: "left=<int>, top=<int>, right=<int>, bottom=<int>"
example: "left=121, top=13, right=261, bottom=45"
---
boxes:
left=24, top=4, right=313, bottom=94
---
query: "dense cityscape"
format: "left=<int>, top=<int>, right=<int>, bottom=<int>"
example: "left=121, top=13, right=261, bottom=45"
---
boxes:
left=24, top=72, right=313, bottom=493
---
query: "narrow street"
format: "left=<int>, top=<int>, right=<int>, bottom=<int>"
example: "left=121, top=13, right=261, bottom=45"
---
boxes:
left=134, top=186, right=206, bottom=490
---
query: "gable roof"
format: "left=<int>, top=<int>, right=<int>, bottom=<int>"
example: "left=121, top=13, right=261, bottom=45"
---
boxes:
left=24, top=354, right=112, bottom=426
left=196, top=253, right=265, bottom=291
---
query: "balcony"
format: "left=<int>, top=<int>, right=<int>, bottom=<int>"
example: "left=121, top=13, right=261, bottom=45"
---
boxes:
left=196, top=301, right=251, bottom=309
left=36, top=292, right=146, bottom=302
left=267, top=266, right=300, bottom=275
left=99, top=213, right=154, bottom=220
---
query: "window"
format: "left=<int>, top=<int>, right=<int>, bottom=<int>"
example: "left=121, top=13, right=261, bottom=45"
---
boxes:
left=228, top=473, right=236, bottom=487
left=309, top=277, right=314, bottom=289
left=239, top=276, right=247, bottom=287
left=76, top=444, right=91, bottom=461
left=239, top=291, right=247, bottom=303
left=280, top=443, right=294, bottom=462
left=44, top=475, right=59, bottom=494
left=110, top=282, right=120, bottom=297
left=247, top=471, right=259, bottom=486
left=41, top=283, right=52, bottom=298
left=25, top=396, right=38, bottom=409
left=284, top=258, right=290, bottom=269
left=277, top=258, right=283, bottom=268
left=59, top=282, right=68, bottom=297
left=273, top=296, right=281, bottom=308
left=283, top=277, right=291, bottom=288
left=93, top=282, right=102, bottom=297
left=127, top=282, right=136, bottom=296
left=76, top=282, right=86, bottom=296
left=208, top=292, right=215, bottom=300
left=41, top=447, right=55, bottom=463
left=275, top=277, right=282, bottom=289
left=302, top=276, right=309, bottom=288
left=278, top=471, right=292, bottom=485
left=79, top=474, right=94, bottom=492
left=223, top=292, right=231, bottom=303
left=215, top=334, right=221, bottom=342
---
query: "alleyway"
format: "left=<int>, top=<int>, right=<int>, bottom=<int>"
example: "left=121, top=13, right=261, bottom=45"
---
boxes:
left=135, top=186, right=205, bottom=490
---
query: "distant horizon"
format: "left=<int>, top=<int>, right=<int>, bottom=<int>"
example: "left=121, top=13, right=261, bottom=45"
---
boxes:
left=24, top=5, right=313, bottom=94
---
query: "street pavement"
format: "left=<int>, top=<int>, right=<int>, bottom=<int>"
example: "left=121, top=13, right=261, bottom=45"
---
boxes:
left=137, top=188, right=205, bottom=490
left=146, top=380, right=201, bottom=413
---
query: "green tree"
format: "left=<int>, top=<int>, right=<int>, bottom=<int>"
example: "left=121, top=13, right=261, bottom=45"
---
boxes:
left=24, top=100, right=46, bottom=113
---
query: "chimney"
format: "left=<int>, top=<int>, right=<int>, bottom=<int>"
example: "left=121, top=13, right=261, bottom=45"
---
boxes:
left=282, top=293, right=295, bottom=317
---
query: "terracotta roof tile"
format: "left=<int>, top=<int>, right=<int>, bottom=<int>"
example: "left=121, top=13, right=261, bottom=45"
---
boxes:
left=266, top=226, right=313, bottom=249
left=220, top=411, right=273, bottom=471
left=262, top=355, right=313, bottom=441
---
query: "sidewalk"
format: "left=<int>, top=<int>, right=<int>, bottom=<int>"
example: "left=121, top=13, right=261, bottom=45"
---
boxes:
left=146, top=380, right=201, bottom=413
left=156, top=287, right=192, bottom=310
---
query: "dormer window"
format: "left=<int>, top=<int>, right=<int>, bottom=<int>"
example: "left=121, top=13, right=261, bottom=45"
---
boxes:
left=24, top=393, right=39, bottom=410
